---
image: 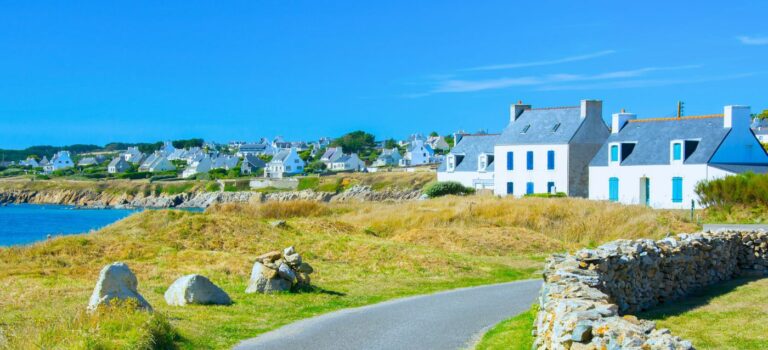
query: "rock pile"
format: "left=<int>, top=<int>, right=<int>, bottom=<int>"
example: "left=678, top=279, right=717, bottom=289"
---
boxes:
left=87, top=262, right=152, bottom=312
left=164, top=274, right=232, bottom=306
left=246, top=246, right=314, bottom=294
left=534, top=230, right=768, bottom=350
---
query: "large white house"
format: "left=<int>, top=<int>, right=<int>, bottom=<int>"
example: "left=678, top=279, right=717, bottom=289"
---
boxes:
left=493, top=100, right=610, bottom=197
left=265, top=148, right=305, bottom=178
left=44, top=151, right=75, bottom=173
left=400, top=140, right=434, bottom=166
left=373, top=148, right=403, bottom=167
left=329, top=153, right=366, bottom=172
left=437, top=134, right=499, bottom=190
left=589, top=105, right=768, bottom=209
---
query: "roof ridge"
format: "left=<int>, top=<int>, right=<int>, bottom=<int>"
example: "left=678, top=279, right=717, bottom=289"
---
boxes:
left=628, top=114, right=724, bottom=123
left=529, top=106, right=579, bottom=111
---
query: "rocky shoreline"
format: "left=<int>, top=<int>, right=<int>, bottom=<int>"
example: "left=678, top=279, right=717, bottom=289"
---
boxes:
left=0, top=185, right=423, bottom=209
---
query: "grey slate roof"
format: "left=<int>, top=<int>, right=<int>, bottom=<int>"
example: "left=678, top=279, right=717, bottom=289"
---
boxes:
left=710, top=164, right=768, bottom=174
left=437, top=134, right=499, bottom=172
left=496, top=107, right=584, bottom=145
left=272, top=149, right=290, bottom=162
left=590, top=117, right=730, bottom=167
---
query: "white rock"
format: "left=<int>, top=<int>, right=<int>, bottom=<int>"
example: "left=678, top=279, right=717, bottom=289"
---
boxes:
left=278, top=263, right=297, bottom=285
left=87, top=262, right=152, bottom=312
left=283, top=246, right=296, bottom=256
left=164, top=274, right=231, bottom=306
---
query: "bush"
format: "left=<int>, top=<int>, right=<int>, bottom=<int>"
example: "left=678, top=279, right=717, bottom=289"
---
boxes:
left=205, top=182, right=221, bottom=192
left=524, top=192, right=567, bottom=198
left=223, top=180, right=250, bottom=192
left=695, top=172, right=768, bottom=208
left=423, top=181, right=475, bottom=198
left=117, top=172, right=152, bottom=180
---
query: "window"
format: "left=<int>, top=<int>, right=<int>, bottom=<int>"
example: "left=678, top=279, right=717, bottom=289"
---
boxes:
left=478, top=155, right=487, bottom=171
left=609, top=177, right=619, bottom=202
left=447, top=156, right=455, bottom=171
left=506, top=152, right=514, bottom=171
left=526, top=151, right=534, bottom=170
left=521, top=124, right=530, bottom=134
left=672, top=143, right=682, bottom=161
left=610, top=145, right=619, bottom=162
left=526, top=182, right=534, bottom=194
left=672, top=177, right=683, bottom=203
left=547, top=181, right=555, bottom=194
left=547, top=150, right=555, bottom=170
left=506, top=182, right=514, bottom=195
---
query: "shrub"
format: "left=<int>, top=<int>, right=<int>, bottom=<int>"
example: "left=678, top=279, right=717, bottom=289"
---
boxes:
left=223, top=180, right=250, bottom=192
left=205, top=182, right=221, bottom=192
left=423, top=181, right=475, bottom=198
left=257, top=201, right=329, bottom=219
left=162, top=183, right=194, bottom=195
left=298, top=177, right=320, bottom=191
left=117, top=172, right=152, bottom=180
left=524, top=192, right=567, bottom=198
left=695, top=172, right=768, bottom=208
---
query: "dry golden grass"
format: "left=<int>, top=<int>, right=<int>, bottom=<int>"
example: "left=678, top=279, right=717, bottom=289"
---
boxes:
left=0, top=195, right=697, bottom=349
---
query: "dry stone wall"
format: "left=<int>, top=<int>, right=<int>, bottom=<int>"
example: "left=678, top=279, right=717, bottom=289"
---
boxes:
left=534, top=230, right=768, bottom=350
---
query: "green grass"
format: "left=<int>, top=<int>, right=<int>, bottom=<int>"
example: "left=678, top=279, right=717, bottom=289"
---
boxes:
left=0, top=197, right=698, bottom=349
left=297, top=177, right=320, bottom=191
left=474, top=305, right=537, bottom=350
left=640, top=277, right=768, bottom=350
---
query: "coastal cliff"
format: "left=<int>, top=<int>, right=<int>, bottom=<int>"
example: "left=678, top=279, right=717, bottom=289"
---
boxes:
left=0, top=185, right=423, bottom=208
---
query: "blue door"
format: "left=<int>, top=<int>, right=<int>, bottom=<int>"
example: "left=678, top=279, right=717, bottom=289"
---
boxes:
left=547, top=181, right=555, bottom=194
left=506, top=182, right=514, bottom=195
left=672, top=177, right=683, bottom=203
left=609, top=177, right=619, bottom=202
left=526, top=182, right=534, bottom=195
left=645, top=178, right=650, bottom=206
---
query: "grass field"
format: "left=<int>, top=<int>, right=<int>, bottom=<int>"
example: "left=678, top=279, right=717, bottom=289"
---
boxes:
left=474, top=305, right=537, bottom=350
left=0, top=196, right=697, bottom=349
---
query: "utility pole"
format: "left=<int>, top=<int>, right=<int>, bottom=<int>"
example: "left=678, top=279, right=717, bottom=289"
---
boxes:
left=677, top=101, right=684, bottom=119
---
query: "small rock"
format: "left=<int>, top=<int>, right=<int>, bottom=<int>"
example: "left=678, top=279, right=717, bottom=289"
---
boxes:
left=256, top=251, right=282, bottom=263
left=297, top=262, right=314, bottom=274
left=285, top=253, right=302, bottom=267
left=283, top=246, right=296, bottom=256
left=278, top=263, right=298, bottom=285
left=571, top=323, right=593, bottom=343
left=164, top=274, right=232, bottom=306
left=87, top=262, right=152, bottom=312
left=270, top=220, right=287, bottom=228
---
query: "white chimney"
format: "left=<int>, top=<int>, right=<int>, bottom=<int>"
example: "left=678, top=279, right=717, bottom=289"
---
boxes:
left=510, top=100, right=531, bottom=123
left=611, top=110, right=636, bottom=134
left=580, top=99, right=602, bottom=120
left=723, top=105, right=751, bottom=129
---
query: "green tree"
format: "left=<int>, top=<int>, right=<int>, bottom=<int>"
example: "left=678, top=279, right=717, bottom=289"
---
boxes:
left=384, top=138, right=398, bottom=149
left=172, top=138, right=204, bottom=149
left=331, top=131, right=376, bottom=154
left=429, top=131, right=439, bottom=137
left=444, top=135, right=455, bottom=147
left=756, top=109, right=768, bottom=120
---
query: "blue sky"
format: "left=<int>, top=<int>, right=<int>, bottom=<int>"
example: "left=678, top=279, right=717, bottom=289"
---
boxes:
left=0, top=1, right=766, bottom=148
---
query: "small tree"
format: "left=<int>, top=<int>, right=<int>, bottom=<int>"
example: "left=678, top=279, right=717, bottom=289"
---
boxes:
left=423, top=181, right=474, bottom=198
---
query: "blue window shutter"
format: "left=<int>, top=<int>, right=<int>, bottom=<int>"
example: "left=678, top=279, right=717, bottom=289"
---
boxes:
left=526, top=151, right=534, bottom=170
left=672, top=177, right=683, bottom=203
left=610, top=145, right=619, bottom=162
left=507, top=151, right=514, bottom=170
left=609, top=177, right=619, bottom=202
left=673, top=143, right=682, bottom=161
left=547, top=150, right=555, bottom=170
left=506, top=182, right=514, bottom=195
left=547, top=181, right=555, bottom=193
left=526, top=182, right=534, bottom=194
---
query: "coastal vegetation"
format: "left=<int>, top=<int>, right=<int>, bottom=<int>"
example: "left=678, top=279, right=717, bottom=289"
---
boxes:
left=696, top=172, right=768, bottom=223
left=0, top=196, right=696, bottom=349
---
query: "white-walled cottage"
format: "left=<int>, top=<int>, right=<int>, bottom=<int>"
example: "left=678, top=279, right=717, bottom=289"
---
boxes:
left=400, top=140, right=434, bottom=166
left=44, top=151, right=75, bottom=173
left=589, top=106, right=768, bottom=209
left=493, top=100, right=610, bottom=197
left=182, top=156, right=213, bottom=178
left=330, top=153, right=366, bottom=171
left=265, top=148, right=305, bottom=178
left=437, top=134, right=499, bottom=190
left=108, top=156, right=131, bottom=174
left=373, top=148, right=403, bottom=167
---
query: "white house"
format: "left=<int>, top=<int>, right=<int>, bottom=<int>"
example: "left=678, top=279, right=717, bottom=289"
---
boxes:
left=320, top=147, right=344, bottom=167
left=437, top=134, right=499, bottom=190
left=400, top=140, right=434, bottom=166
left=122, top=147, right=145, bottom=165
left=241, top=155, right=266, bottom=175
left=237, top=140, right=276, bottom=157
left=182, top=156, right=213, bottom=178
left=427, top=136, right=450, bottom=151
left=77, top=157, right=98, bottom=166
left=44, top=151, right=75, bottom=173
left=265, top=148, right=305, bottom=178
left=752, top=118, right=768, bottom=143
left=212, top=155, right=240, bottom=170
left=493, top=100, right=610, bottom=197
left=330, top=153, right=366, bottom=172
left=139, top=152, right=175, bottom=173
left=373, top=148, right=403, bottom=167
left=108, top=156, right=131, bottom=174
left=589, top=105, right=768, bottom=209
left=20, top=157, right=39, bottom=167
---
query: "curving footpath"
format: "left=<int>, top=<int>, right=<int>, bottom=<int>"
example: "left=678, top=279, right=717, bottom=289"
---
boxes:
left=234, top=279, right=541, bottom=350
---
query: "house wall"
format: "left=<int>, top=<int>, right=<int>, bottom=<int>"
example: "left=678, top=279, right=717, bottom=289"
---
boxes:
left=437, top=170, right=494, bottom=190
left=493, top=144, right=569, bottom=196
left=568, top=143, right=603, bottom=197
left=588, top=163, right=734, bottom=209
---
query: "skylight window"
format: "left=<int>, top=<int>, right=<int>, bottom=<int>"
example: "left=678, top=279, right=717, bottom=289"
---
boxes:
left=552, top=122, right=561, bottom=132
left=521, top=124, right=531, bottom=134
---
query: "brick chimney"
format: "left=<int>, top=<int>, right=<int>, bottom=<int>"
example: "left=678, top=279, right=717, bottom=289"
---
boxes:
left=510, top=100, right=531, bottom=123
left=723, top=105, right=751, bottom=129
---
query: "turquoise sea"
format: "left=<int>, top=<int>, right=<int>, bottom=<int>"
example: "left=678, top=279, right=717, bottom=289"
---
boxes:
left=0, top=204, right=141, bottom=246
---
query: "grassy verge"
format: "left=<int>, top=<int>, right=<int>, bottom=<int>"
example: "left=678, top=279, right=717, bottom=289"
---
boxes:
left=640, top=277, right=768, bottom=350
left=474, top=305, right=537, bottom=350
left=0, top=196, right=696, bottom=349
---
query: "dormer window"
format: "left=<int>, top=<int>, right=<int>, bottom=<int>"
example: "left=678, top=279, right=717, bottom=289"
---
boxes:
left=446, top=155, right=456, bottom=172
left=610, top=144, right=619, bottom=163
left=521, top=124, right=531, bottom=134
left=478, top=154, right=487, bottom=172
left=672, top=143, right=682, bottom=161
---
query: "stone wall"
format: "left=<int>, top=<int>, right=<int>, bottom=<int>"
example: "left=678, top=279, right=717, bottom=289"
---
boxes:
left=534, top=230, right=768, bottom=350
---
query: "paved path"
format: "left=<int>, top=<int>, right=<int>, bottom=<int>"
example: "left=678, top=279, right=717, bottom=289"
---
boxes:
left=233, top=279, right=542, bottom=350
left=703, top=224, right=768, bottom=231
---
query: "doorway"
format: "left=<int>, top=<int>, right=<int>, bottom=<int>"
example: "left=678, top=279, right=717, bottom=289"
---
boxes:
left=639, top=177, right=650, bottom=206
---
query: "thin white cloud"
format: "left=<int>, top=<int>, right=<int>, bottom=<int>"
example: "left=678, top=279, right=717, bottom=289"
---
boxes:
left=737, top=36, right=768, bottom=45
left=464, top=50, right=616, bottom=71
left=427, top=65, right=701, bottom=94
left=536, top=72, right=758, bottom=91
